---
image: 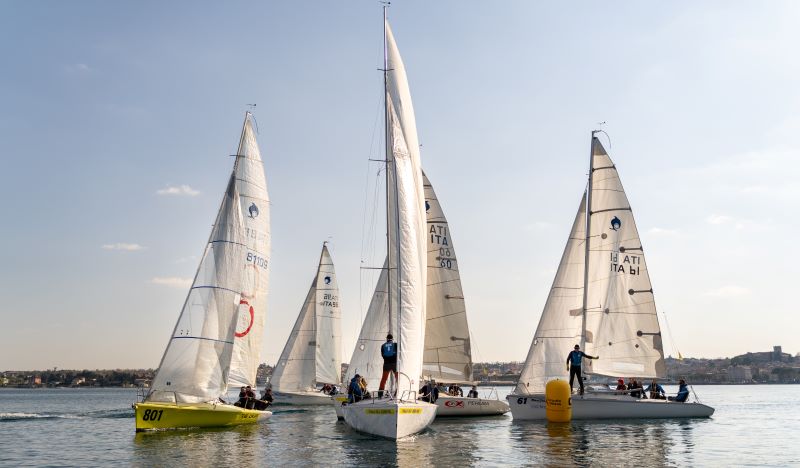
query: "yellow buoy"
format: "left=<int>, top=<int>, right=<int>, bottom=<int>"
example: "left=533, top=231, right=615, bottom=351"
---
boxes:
left=545, top=379, right=572, bottom=423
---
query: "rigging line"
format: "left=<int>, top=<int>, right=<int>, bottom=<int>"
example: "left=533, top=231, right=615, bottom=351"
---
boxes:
left=359, top=93, right=383, bottom=329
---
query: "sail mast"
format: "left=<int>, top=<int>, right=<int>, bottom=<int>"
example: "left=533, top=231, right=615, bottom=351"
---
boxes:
left=580, top=131, right=598, bottom=349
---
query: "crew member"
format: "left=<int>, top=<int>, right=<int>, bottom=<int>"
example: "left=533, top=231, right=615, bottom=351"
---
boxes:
left=566, top=344, right=598, bottom=395
left=378, top=334, right=398, bottom=398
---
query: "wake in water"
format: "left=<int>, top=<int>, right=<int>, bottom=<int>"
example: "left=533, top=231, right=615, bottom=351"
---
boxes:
left=1, top=408, right=134, bottom=421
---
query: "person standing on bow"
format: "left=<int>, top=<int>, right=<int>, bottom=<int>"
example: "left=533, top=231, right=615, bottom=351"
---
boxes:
left=378, top=333, right=398, bottom=398
left=566, top=344, right=598, bottom=396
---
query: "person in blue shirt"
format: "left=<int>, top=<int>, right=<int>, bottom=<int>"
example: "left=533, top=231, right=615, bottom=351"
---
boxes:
left=645, top=379, right=666, bottom=400
left=348, top=374, right=364, bottom=403
left=668, top=379, right=690, bottom=403
left=566, top=344, right=598, bottom=395
left=378, top=334, right=398, bottom=398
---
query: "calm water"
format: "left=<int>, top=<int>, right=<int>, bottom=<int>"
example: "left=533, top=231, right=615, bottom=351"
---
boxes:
left=0, top=385, right=797, bottom=467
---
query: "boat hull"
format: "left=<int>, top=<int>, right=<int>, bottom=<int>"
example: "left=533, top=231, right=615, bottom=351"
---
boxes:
left=332, top=395, right=348, bottom=420
left=434, top=396, right=510, bottom=417
left=507, top=393, right=714, bottom=420
left=341, top=400, right=437, bottom=439
left=272, top=391, right=335, bottom=406
left=134, top=402, right=271, bottom=432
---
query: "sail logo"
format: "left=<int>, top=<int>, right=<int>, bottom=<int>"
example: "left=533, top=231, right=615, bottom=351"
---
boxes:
left=610, top=216, right=622, bottom=231
left=610, top=252, right=640, bottom=275
left=235, top=299, right=255, bottom=337
left=324, top=276, right=331, bottom=285
left=248, top=203, right=259, bottom=219
left=321, top=293, right=338, bottom=308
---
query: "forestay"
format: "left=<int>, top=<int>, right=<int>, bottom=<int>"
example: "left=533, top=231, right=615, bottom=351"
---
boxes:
left=422, top=172, right=473, bottom=383
left=228, top=114, right=271, bottom=389
left=148, top=176, right=246, bottom=403
left=582, top=138, right=664, bottom=378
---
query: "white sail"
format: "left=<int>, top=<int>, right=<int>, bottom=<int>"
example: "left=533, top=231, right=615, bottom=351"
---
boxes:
left=270, top=279, right=317, bottom=392
left=314, top=244, right=342, bottom=385
left=582, top=138, right=665, bottom=378
left=384, top=20, right=427, bottom=391
left=271, top=244, right=341, bottom=392
left=516, top=195, right=587, bottom=394
left=345, top=258, right=392, bottom=391
left=148, top=175, right=246, bottom=403
left=228, top=113, right=271, bottom=389
left=421, top=172, right=473, bottom=383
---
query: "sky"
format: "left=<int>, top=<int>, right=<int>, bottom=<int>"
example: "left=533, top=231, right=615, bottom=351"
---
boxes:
left=1, top=1, right=798, bottom=370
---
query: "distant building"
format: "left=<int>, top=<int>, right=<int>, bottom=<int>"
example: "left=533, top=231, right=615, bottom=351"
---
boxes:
left=773, top=346, right=783, bottom=362
left=729, top=366, right=752, bottom=382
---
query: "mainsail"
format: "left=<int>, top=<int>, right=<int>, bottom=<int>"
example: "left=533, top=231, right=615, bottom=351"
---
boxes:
left=421, top=172, right=473, bottom=383
left=345, top=20, right=427, bottom=392
left=148, top=175, right=246, bottom=403
left=227, top=113, right=271, bottom=389
left=271, top=244, right=341, bottom=392
left=516, top=136, right=664, bottom=394
left=582, top=138, right=664, bottom=378
left=385, top=20, right=427, bottom=390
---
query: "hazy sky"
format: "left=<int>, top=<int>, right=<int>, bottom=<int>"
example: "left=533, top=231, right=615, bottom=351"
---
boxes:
left=2, top=1, right=798, bottom=370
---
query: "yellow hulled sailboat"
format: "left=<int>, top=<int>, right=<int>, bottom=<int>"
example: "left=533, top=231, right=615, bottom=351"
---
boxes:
left=135, top=113, right=272, bottom=431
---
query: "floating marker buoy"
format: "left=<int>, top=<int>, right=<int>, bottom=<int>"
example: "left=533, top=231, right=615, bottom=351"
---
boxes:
left=545, top=379, right=572, bottom=422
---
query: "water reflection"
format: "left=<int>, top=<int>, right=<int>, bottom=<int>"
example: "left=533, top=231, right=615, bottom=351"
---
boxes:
left=132, top=423, right=263, bottom=467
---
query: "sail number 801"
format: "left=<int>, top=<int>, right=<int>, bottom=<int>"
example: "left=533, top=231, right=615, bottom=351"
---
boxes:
left=142, top=409, right=164, bottom=421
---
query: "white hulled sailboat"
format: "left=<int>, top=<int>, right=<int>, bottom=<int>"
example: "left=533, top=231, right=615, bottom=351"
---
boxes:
left=507, top=133, right=714, bottom=420
left=420, top=172, right=508, bottom=417
left=270, top=242, right=342, bottom=405
left=340, top=12, right=437, bottom=439
left=134, top=113, right=272, bottom=430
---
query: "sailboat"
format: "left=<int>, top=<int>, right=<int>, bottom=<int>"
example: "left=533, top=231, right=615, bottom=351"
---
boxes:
left=507, top=133, right=714, bottom=420
left=269, top=242, right=342, bottom=405
left=335, top=171, right=509, bottom=418
left=134, top=112, right=272, bottom=431
left=339, top=12, right=437, bottom=439
left=420, top=171, right=509, bottom=417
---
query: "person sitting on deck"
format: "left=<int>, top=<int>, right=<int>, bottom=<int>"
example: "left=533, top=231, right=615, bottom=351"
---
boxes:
left=615, top=378, right=627, bottom=394
left=668, top=379, right=690, bottom=402
left=419, top=381, right=433, bottom=403
left=244, top=385, right=257, bottom=409
left=378, top=334, right=398, bottom=398
left=348, top=374, right=364, bottom=403
left=456, top=385, right=463, bottom=397
left=467, top=385, right=479, bottom=399
left=628, top=379, right=645, bottom=399
left=645, top=380, right=666, bottom=400
left=359, top=376, right=370, bottom=399
left=234, top=386, right=248, bottom=407
left=254, top=386, right=273, bottom=410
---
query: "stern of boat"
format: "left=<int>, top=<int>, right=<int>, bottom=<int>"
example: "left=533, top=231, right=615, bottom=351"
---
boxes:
left=341, top=398, right=436, bottom=439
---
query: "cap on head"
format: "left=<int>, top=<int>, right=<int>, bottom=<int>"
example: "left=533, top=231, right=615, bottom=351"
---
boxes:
left=574, top=344, right=580, bottom=349
left=386, top=333, right=393, bottom=340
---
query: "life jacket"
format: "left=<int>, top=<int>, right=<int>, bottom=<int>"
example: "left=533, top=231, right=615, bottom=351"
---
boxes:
left=381, top=342, right=397, bottom=359
left=569, top=351, right=584, bottom=366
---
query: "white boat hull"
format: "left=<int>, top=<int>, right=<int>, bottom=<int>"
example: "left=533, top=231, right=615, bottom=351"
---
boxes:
left=341, top=399, right=437, bottom=439
left=507, top=393, right=715, bottom=420
left=272, top=391, right=334, bottom=406
left=332, top=395, right=348, bottom=419
left=434, top=396, right=509, bottom=417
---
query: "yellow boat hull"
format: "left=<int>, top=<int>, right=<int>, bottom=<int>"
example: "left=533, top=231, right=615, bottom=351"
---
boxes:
left=134, top=402, right=271, bottom=432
